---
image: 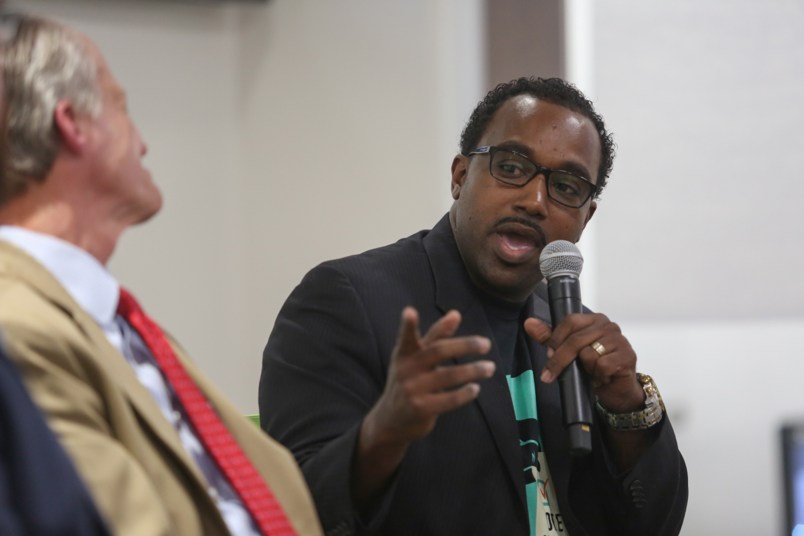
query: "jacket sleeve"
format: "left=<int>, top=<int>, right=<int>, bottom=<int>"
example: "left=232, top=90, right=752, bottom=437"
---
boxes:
left=613, top=415, right=688, bottom=535
left=259, top=264, right=393, bottom=535
left=572, top=414, right=688, bottom=535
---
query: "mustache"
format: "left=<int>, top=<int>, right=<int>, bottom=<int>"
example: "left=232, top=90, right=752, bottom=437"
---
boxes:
left=493, top=216, right=547, bottom=243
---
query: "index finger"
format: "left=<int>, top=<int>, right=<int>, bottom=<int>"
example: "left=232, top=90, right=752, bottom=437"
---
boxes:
left=547, top=313, right=599, bottom=349
left=420, top=309, right=462, bottom=346
left=394, top=306, right=422, bottom=356
left=538, top=313, right=610, bottom=383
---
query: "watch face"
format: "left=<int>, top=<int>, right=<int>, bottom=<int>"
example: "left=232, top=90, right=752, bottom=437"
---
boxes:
left=638, top=373, right=665, bottom=412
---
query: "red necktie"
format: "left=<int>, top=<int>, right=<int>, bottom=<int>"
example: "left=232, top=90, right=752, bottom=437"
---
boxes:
left=116, top=288, right=297, bottom=536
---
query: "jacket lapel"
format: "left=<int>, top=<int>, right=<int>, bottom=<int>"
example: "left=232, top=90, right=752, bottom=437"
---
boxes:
left=423, top=216, right=527, bottom=512
left=0, top=241, right=210, bottom=489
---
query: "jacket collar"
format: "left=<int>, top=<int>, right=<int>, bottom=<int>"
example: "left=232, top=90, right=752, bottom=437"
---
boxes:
left=0, top=240, right=213, bottom=493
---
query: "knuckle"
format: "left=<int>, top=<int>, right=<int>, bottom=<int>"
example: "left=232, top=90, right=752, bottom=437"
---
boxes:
left=393, top=360, right=414, bottom=380
left=400, top=379, right=418, bottom=398
left=462, top=361, right=483, bottom=377
left=565, top=331, right=585, bottom=349
left=448, top=366, right=472, bottom=387
left=428, top=340, right=450, bottom=359
left=408, top=395, right=429, bottom=414
left=465, top=339, right=481, bottom=354
left=409, top=395, right=431, bottom=420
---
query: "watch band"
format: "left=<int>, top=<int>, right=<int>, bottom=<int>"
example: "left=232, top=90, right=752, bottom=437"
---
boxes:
left=596, top=373, right=665, bottom=431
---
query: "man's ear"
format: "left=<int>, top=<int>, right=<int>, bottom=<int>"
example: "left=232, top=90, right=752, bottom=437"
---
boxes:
left=53, top=101, right=88, bottom=154
left=450, top=154, right=467, bottom=200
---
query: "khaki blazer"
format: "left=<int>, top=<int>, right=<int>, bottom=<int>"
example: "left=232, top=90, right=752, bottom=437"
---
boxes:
left=0, top=241, right=323, bottom=536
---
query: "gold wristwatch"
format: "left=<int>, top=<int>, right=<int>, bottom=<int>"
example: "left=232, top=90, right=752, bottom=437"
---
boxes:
left=595, top=373, right=666, bottom=431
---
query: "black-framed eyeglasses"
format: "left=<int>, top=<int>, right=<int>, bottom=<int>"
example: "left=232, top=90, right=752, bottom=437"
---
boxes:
left=466, top=145, right=598, bottom=208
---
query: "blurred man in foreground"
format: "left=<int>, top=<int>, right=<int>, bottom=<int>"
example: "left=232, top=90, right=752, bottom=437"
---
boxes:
left=0, top=11, right=322, bottom=536
left=260, top=77, right=688, bottom=535
left=0, top=339, right=109, bottom=535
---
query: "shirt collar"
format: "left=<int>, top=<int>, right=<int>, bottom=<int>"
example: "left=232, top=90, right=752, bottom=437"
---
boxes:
left=0, top=226, right=120, bottom=328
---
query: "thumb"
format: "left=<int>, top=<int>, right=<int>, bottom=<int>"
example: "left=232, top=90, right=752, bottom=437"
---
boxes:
left=524, top=317, right=552, bottom=345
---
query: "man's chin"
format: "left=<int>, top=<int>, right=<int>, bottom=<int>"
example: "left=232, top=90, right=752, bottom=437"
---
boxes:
left=133, top=193, right=163, bottom=225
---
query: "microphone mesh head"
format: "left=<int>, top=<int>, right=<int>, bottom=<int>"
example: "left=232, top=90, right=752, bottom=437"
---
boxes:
left=539, top=240, right=584, bottom=279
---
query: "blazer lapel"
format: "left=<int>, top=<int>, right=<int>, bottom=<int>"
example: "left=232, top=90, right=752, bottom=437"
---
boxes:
left=423, top=216, right=527, bottom=512
left=0, top=242, right=210, bottom=490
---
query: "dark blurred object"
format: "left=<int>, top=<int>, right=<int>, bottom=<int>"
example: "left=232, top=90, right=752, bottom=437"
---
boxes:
left=0, top=342, right=109, bottom=535
left=782, top=422, right=804, bottom=536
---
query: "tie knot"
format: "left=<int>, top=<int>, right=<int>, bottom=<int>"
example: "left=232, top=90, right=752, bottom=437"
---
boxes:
left=116, top=287, right=139, bottom=319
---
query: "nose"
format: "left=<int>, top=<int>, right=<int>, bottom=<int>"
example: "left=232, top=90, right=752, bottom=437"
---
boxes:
left=133, top=123, right=148, bottom=156
left=514, top=173, right=549, bottom=216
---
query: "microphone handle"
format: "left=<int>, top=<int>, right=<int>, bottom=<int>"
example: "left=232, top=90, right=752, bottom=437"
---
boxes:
left=547, top=275, right=594, bottom=456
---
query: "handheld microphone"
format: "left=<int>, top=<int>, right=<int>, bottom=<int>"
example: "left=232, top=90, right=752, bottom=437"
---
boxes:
left=539, top=240, right=593, bottom=456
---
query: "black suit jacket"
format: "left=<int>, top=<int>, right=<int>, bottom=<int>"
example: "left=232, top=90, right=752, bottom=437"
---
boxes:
left=0, top=342, right=108, bottom=536
left=260, top=215, right=687, bottom=535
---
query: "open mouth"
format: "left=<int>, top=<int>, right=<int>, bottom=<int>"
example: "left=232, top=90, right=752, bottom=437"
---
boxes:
left=493, top=220, right=545, bottom=263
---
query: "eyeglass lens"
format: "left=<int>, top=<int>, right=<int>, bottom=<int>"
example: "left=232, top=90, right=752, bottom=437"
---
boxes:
left=489, top=149, right=593, bottom=207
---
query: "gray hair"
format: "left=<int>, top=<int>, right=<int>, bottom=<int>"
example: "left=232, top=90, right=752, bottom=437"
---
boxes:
left=1, top=14, right=101, bottom=205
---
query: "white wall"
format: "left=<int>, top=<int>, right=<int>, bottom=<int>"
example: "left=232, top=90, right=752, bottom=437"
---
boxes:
left=628, top=320, right=804, bottom=535
left=19, top=0, right=485, bottom=413
left=593, top=0, right=804, bottom=322
left=581, top=1, right=804, bottom=534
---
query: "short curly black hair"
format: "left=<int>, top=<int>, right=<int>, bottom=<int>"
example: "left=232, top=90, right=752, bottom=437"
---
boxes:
left=459, top=77, right=615, bottom=196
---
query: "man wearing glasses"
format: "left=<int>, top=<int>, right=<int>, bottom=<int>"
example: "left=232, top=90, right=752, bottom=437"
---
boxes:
left=260, top=77, right=688, bottom=535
